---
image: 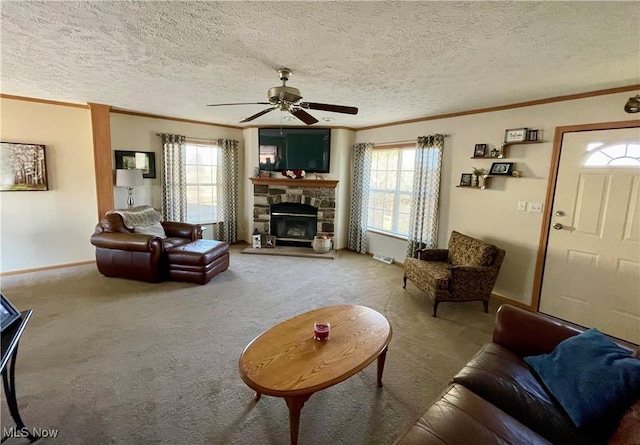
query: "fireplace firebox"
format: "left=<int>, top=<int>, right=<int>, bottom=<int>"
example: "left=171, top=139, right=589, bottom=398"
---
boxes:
left=270, top=203, right=318, bottom=247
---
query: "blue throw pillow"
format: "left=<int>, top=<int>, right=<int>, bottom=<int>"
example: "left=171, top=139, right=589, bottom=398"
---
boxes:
left=524, top=329, right=640, bottom=428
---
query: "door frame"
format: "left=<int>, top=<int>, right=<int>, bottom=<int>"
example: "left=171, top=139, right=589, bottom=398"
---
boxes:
left=531, top=119, right=640, bottom=311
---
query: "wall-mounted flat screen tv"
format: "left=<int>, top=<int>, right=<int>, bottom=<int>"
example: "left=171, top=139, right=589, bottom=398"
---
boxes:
left=259, top=128, right=331, bottom=173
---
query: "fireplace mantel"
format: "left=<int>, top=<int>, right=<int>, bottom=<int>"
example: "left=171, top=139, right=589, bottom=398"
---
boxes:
left=249, top=178, right=338, bottom=188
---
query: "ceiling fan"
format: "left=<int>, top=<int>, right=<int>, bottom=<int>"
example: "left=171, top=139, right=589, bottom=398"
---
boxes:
left=207, top=68, right=358, bottom=125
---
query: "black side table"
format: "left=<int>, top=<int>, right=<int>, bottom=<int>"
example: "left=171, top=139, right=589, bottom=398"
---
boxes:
left=1, top=310, right=39, bottom=443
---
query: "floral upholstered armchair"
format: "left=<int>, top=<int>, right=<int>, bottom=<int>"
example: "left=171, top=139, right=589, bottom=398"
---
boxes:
left=403, top=231, right=505, bottom=317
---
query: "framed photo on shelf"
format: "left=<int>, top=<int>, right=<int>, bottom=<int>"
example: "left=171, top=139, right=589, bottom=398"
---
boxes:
left=473, top=144, right=487, bottom=157
left=489, top=162, right=514, bottom=176
left=1, top=293, right=21, bottom=332
left=460, top=173, right=473, bottom=186
left=504, top=128, right=528, bottom=143
left=527, top=129, right=539, bottom=141
left=114, top=150, right=156, bottom=178
left=265, top=235, right=276, bottom=248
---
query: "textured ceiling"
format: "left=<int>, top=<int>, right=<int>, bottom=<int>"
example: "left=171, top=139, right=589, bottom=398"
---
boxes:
left=1, top=1, right=639, bottom=128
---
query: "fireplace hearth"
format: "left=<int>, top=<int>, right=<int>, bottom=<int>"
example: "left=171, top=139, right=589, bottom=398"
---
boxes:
left=271, top=203, right=317, bottom=247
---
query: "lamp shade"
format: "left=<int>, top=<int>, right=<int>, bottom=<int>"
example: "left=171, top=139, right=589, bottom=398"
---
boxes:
left=115, top=169, right=144, bottom=187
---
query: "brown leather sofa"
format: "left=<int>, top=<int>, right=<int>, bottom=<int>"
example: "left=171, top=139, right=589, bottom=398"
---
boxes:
left=90, top=213, right=202, bottom=282
left=395, top=305, right=639, bottom=445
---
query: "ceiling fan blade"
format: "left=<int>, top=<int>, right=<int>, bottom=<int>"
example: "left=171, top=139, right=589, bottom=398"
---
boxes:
left=240, top=107, right=277, bottom=123
left=207, top=102, right=271, bottom=107
left=290, top=108, right=319, bottom=125
left=299, top=102, right=358, bottom=115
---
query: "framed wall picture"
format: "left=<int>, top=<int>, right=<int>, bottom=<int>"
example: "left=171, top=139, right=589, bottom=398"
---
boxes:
left=460, top=173, right=473, bottom=186
left=504, top=128, right=528, bottom=143
left=489, top=162, right=514, bottom=176
left=473, top=144, right=487, bottom=157
left=1, top=293, right=21, bottom=332
left=114, top=150, right=156, bottom=178
left=0, top=142, right=48, bottom=191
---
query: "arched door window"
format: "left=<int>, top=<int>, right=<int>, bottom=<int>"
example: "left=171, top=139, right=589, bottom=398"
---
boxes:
left=583, top=142, right=640, bottom=167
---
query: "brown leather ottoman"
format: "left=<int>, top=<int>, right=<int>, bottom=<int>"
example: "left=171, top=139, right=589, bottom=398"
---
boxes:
left=166, top=239, right=229, bottom=285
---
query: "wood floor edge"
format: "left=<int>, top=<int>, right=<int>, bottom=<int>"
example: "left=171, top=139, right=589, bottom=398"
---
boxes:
left=0, top=260, right=96, bottom=277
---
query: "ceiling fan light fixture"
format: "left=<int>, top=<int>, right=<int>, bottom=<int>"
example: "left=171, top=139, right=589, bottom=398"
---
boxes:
left=206, top=67, right=358, bottom=125
left=624, top=95, right=640, bottom=113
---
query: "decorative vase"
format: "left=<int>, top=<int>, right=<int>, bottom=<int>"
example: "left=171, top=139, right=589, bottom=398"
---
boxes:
left=312, top=236, right=331, bottom=254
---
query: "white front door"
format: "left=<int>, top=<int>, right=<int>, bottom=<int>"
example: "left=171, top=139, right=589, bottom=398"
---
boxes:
left=539, top=127, right=640, bottom=344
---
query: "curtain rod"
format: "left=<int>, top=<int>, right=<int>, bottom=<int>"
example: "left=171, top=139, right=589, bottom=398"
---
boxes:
left=374, top=135, right=449, bottom=146
left=155, top=133, right=216, bottom=142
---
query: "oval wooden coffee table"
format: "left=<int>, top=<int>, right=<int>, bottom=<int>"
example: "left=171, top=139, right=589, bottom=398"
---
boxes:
left=238, top=304, right=392, bottom=445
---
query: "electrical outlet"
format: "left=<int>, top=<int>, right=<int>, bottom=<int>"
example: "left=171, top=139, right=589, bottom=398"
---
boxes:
left=529, top=202, right=543, bottom=213
left=517, top=201, right=528, bottom=212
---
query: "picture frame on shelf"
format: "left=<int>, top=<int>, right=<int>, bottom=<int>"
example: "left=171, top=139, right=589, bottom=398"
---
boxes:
left=1, top=293, right=21, bottom=332
left=460, top=173, right=473, bottom=186
left=489, top=162, right=514, bottom=176
left=114, top=150, right=156, bottom=179
left=504, top=128, right=528, bottom=143
left=527, top=129, right=539, bottom=141
left=473, top=144, right=487, bottom=157
left=265, top=235, right=276, bottom=248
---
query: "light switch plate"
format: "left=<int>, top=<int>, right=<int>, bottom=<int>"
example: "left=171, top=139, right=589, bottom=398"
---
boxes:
left=529, top=202, right=543, bottom=213
left=517, top=201, right=527, bottom=212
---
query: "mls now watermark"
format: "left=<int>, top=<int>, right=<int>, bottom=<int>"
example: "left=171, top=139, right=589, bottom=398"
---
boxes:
left=3, top=426, right=59, bottom=439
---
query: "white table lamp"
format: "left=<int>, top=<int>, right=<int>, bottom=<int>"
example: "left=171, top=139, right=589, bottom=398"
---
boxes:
left=115, top=169, right=144, bottom=208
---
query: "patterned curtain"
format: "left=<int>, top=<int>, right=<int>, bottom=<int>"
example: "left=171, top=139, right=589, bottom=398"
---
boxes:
left=215, top=138, right=239, bottom=243
left=161, top=133, right=187, bottom=222
left=347, top=142, right=374, bottom=253
left=406, top=135, right=445, bottom=257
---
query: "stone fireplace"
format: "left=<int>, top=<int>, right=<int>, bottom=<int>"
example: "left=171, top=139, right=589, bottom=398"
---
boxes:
left=270, top=202, right=318, bottom=247
left=251, top=178, right=337, bottom=247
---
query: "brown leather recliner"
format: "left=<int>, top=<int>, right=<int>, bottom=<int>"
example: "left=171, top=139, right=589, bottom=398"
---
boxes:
left=90, top=212, right=202, bottom=283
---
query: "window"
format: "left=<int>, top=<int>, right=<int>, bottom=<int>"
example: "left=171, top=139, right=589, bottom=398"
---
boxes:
left=185, top=142, right=218, bottom=223
left=583, top=142, right=640, bottom=167
left=368, top=147, right=415, bottom=237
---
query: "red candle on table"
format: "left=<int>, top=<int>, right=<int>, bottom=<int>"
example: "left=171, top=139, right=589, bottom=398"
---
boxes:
left=314, top=322, right=330, bottom=341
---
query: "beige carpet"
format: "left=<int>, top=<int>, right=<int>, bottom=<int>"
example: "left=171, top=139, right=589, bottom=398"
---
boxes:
left=1, top=245, right=497, bottom=445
